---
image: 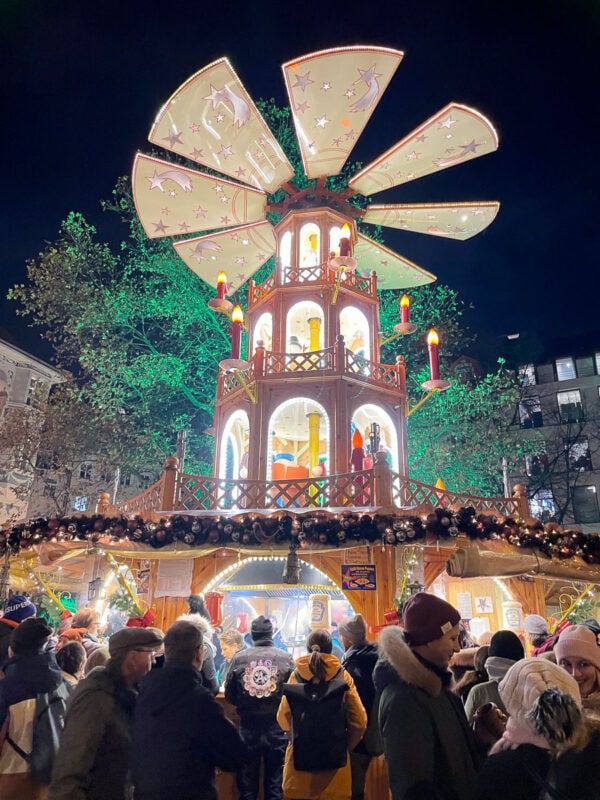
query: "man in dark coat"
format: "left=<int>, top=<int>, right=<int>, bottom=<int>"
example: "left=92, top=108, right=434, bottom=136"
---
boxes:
left=131, top=616, right=245, bottom=800
left=0, top=617, right=66, bottom=799
left=374, top=593, right=480, bottom=800
left=339, top=613, right=380, bottom=800
left=225, top=615, right=295, bottom=800
left=49, top=626, right=164, bottom=800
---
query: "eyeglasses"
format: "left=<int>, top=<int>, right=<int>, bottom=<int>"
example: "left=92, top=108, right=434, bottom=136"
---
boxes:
left=134, top=649, right=156, bottom=657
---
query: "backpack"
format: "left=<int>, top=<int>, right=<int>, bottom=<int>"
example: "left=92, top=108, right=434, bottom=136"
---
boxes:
left=6, top=680, right=71, bottom=784
left=283, top=668, right=349, bottom=772
left=361, top=695, right=384, bottom=757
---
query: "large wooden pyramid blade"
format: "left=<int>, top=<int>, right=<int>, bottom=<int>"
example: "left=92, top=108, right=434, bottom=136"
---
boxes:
left=149, top=58, right=294, bottom=194
left=362, top=201, right=500, bottom=241
left=354, top=233, right=436, bottom=290
left=282, top=46, right=404, bottom=180
left=349, top=102, right=499, bottom=196
left=132, top=154, right=268, bottom=239
left=172, top=221, right=276, bottom=293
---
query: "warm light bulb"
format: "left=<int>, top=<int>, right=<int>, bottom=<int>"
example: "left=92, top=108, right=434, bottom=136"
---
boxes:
left=232, top=305, right=244, bottom=324
left=400, top=294, right=410, bottom=309
left=427, top=329, right=439, bottom=346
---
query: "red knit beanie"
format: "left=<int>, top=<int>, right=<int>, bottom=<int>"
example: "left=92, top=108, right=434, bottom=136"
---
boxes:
left=402, top=592, right=461, bottom=646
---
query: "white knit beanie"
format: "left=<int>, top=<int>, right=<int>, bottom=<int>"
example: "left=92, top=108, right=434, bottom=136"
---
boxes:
left=500, top=658, right=582, bottom=720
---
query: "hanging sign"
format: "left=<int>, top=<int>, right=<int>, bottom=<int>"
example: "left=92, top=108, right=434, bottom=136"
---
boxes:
left=341, top=564, right=376, bottom=591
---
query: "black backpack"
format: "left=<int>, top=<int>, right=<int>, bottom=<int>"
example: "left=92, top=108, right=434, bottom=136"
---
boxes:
left=283, top=668, right=349, bottom=772
left=7, top=680, right=71, bottom=784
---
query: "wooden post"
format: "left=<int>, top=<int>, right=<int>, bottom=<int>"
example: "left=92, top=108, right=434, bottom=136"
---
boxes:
left=96, top=492, right=111, bottom=515
left=373, top=454, right=393, bottom=508
left=160, top=456, right=179, bottom=512
left=512, top=483, right=530, bottom=518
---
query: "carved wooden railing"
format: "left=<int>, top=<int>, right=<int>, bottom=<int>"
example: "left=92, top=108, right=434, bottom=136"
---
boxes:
left=248, top=263, right=376, bottom=308
left=98, top=458, right=528, bottom=520
left=263, top=347, right=336, bottom=375
left=390, top=473, right=528, bottom=517
left=344, top=350, right=404, bottom=391
left=176, top=468, right=377, bottom=511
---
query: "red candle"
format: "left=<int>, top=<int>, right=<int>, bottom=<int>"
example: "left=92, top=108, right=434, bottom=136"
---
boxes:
left=217, top=271, right=227, bottom=300
left=400, top=294, right=410, bottom=324
left=427, top=329, right=440, bottom=381
left=230, top=305, right=243, bottom=360
left=339, top=237, right=351, bottom=257
left=350, top=429, right=365, bottom=471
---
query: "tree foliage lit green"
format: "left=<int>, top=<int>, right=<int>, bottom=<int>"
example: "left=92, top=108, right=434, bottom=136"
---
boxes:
left=9, top=100, right=522, bottom=499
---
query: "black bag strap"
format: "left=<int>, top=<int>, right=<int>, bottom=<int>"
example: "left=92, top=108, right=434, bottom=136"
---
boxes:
left=526, top=761, right=568, bottom=800
left=293, top=667, right=343, bottom=685
left=6, top=733, right=29, bottom=762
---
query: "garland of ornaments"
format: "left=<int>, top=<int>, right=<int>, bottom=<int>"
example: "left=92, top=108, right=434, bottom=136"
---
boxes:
left=2, top=508, right=600, bottom=563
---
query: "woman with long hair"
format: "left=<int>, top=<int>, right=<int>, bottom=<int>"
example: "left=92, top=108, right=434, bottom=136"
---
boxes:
left=277, top=629, right=367, bottom=800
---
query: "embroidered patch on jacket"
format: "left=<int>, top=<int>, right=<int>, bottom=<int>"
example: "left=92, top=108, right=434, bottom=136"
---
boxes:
left=242, top=659, right=278, bottom=697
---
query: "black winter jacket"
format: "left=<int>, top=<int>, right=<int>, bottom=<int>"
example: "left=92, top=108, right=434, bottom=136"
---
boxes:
left=132, top=662, right=245, bottom=800
left=224, top=639, right=294, bottom=725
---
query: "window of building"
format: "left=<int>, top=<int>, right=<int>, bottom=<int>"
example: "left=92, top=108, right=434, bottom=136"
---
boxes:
left=555, top=357, right=576, bottom=381
left=557, top=389, right=584, bottom=423
left=121, top=473, right=131, bottom=487
left=529, top=489, right=557, bottom=522
left=525, top=451, right=549, bottom=477
left=567, top=438, right=592, bottom=471
left=536, top=364, right=556, bottom=384
left=595, top=353, right=600, bottom=375
left=518, top=364, right=536, bottom=387
left=576, top=357, right=595, bottom=378
left=573, top=485, right=599, bottom=524
left=73, top=496, right=88, bottom=512
left=518, top=397, right=543, bottom=428
left=43, top=479, right=57, bottom=497
left=79, top=462, right=93, bottom=481
left=138, top=472, right=153, bottom=489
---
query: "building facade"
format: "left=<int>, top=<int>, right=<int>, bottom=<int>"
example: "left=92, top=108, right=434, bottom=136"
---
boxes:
left=511, top=341, right=600, bottom=530
left=0, top=338, right=63, bottom=523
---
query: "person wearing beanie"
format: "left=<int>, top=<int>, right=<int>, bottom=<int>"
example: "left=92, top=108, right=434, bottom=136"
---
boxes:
left=373, top=592, right=480, bottom=800
left=225, top=615, right=295, bottom=800
left=338, top=614, right=380, bottom=800
left=0, top=594, right=37, bottom=666
left=555, top=624, right=600, bottom=711
left=474, top=657, right=600, bottom=799
left=49, top=625, right=163, bottom=800
left=0, top=618, right=66, bottom=799
left=464, top=630, right=525, bottom=723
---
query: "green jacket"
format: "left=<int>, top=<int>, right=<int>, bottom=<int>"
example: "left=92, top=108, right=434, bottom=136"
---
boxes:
left=49, top=660, right=137, bottom=800
left=373, top=627, right=480, bottom=800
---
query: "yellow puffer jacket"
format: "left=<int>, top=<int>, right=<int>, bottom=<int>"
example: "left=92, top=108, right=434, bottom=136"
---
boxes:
left=276, top=653, right=367, bottom=800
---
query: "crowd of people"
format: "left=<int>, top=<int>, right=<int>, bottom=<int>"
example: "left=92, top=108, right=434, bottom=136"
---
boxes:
left=1, top=590, right=600, bottom=800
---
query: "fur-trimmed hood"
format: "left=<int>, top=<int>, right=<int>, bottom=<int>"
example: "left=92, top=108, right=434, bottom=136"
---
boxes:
left=373, top=626, right=443, bottom=698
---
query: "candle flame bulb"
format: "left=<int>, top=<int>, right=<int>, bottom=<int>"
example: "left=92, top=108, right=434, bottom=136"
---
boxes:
left=352, top=429, right=364, bottom=448
left=217, top=271, right=227, bottom=300
left=231, top=305, right=244, bottom=324
left=400, top=294, right=410, bottom=324
left=230, top=305, right=244, bottom=359
left=427, top=329, right=440, bottom=380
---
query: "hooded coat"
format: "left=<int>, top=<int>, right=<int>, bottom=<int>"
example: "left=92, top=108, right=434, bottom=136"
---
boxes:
left=0, top=649, right=65, bottom=800
left=49, top=659, right=138, bottom=800
left=131, top=662, right=246, bottom=800
left=373, top=627, right=480, bottom=800
left=276, top=652, right=367, bottom=800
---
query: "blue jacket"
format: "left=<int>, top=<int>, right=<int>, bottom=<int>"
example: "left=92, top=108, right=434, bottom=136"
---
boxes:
left=132, top=662, right=245, bottom=800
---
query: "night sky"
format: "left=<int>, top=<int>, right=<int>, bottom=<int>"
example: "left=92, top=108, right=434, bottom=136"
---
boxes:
left=1, top=0, right=597, bottom=360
